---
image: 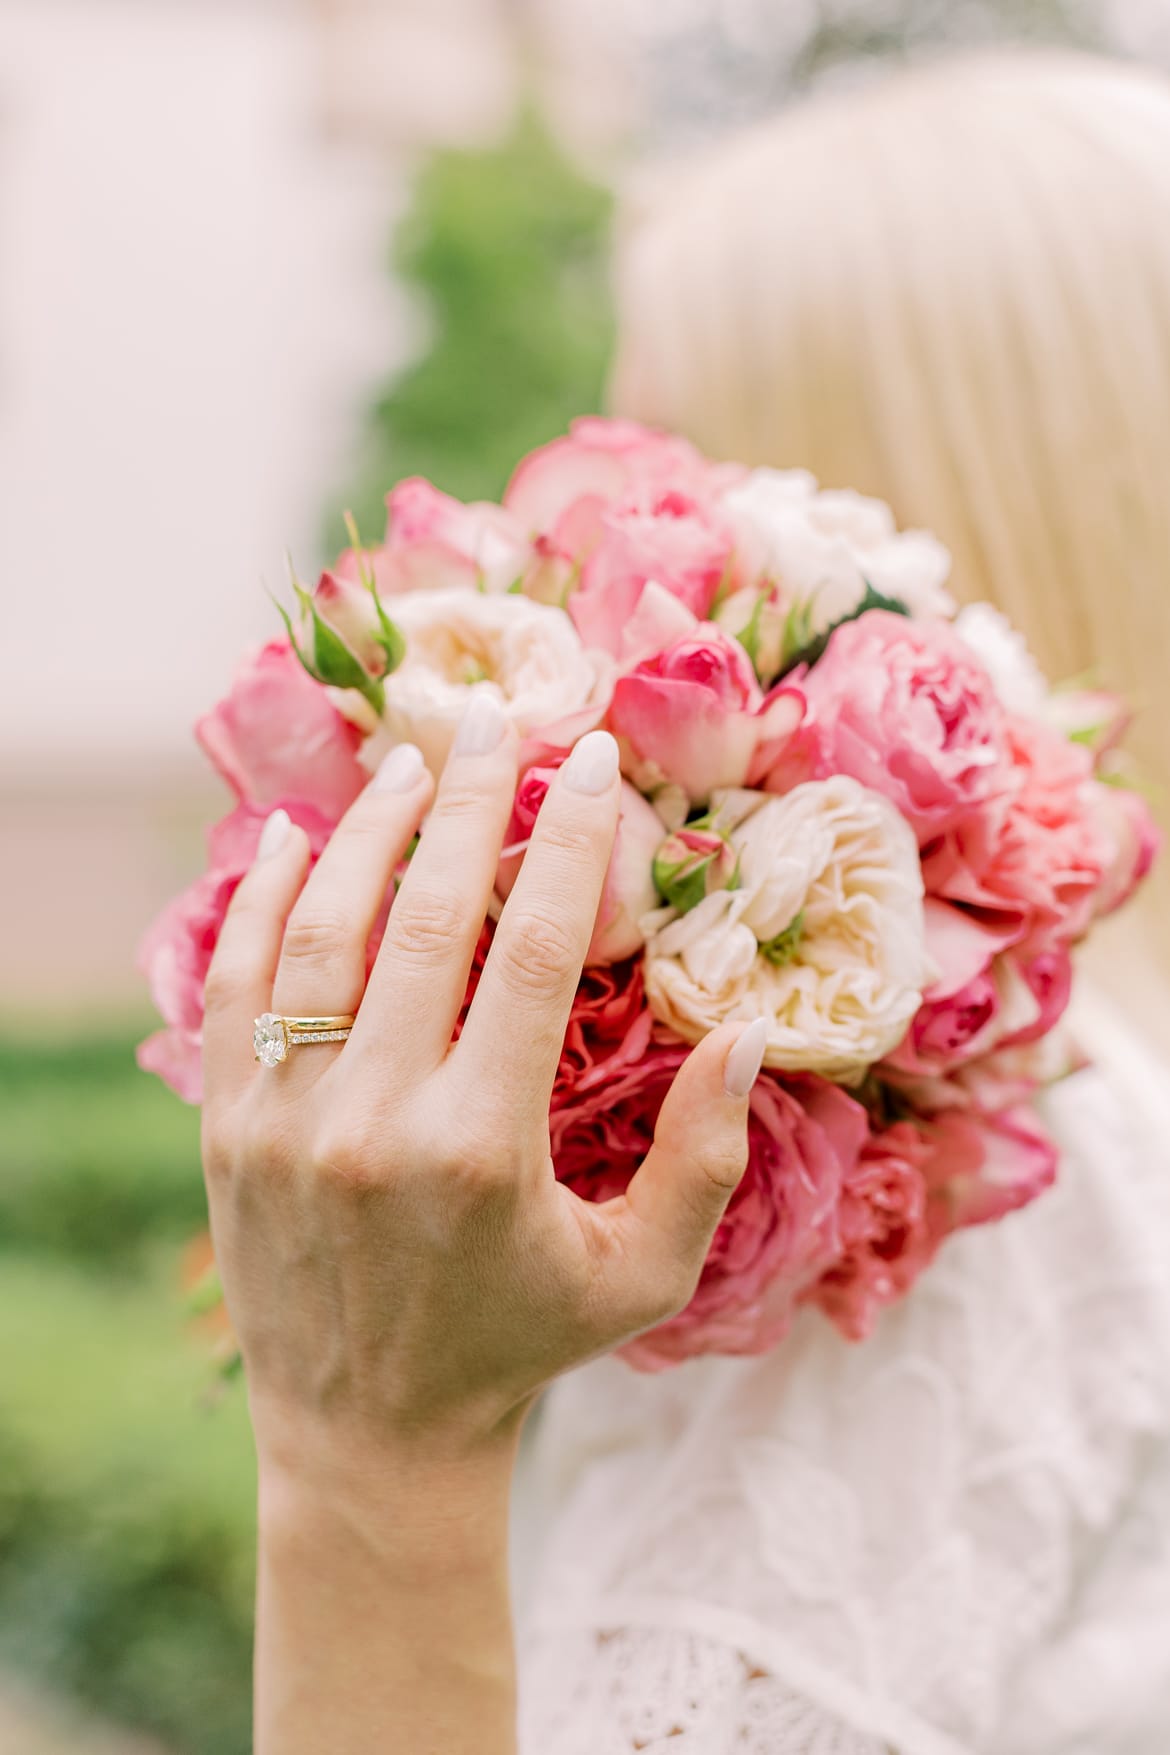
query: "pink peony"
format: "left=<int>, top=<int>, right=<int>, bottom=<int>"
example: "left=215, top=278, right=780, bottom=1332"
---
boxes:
left=1086, top=781, right=1161, bottom=918
left=196, top=639, right=368, bottom=819
left=787, top=611, right=1009, bottom=840
left=923, top=717, right=1131, bottom=955
left=550, top=1039, right=868, bottom=1370
left=137, top=800, right=339, bottom=1102
left=497, top=758, right=666, bottom=964
left=809, top=1121, right=936, bottom=1340
left=607, top=623, right=804, bottom=803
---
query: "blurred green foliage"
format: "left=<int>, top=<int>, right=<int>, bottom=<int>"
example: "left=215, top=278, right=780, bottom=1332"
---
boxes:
left=331, top=105, right=615, bottom=548
left=0, top=1032, right=256, bottom=1754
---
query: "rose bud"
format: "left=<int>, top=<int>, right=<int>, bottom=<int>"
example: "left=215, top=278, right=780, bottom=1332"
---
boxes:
left=653, top=820, right=740, bottom=915
left=276, top=556, right=405, bottom=716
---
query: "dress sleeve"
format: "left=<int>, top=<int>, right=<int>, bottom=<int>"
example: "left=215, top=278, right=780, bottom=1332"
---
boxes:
left=519, top=1622, right=890, bottom=1755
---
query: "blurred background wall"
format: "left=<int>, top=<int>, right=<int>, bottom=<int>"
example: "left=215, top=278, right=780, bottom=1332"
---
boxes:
left=2, top=1, right=1168, bottom=1751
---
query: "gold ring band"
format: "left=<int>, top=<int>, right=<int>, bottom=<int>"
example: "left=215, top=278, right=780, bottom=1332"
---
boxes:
left=253, top=1012, right=356, bottom=1067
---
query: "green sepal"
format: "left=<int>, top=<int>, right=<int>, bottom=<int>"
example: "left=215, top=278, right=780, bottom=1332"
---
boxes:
left=759, top=909, right=806, bottom=966
left=735, top=589, right=770, bottom=673
left=343, top=510, right=407, bottom=678
left=779, top=582, right=909, bottom=678
left=653, top=852, right=717, bottom=915
left=293, top=582, right=387, bottom=714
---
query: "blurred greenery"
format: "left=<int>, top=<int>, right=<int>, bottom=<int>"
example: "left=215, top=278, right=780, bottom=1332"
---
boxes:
left=0, top=1030, right=256, bottom=1754
left=330, top=104, right=615, bottom=548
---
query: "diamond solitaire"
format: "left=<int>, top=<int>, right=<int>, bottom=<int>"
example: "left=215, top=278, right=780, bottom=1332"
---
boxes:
left=252, top=1013, right=356, bottom=1066
left=253, top=1013, right=289, bottom=1067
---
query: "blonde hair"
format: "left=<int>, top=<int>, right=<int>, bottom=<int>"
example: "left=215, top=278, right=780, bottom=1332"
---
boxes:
left=612, top=51, right=1170, bottom=1026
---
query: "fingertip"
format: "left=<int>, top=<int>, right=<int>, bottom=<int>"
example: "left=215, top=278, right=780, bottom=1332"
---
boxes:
left=722, top=1017, right=769, bottom=1100
left=256, top=808, right=291, bottom=863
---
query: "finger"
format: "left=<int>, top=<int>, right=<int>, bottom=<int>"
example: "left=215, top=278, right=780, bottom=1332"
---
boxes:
left=201, top=809, right=312, bottom=1107
left=454, top=731, right=620, bottom=1118
left=271, top=743, right=432, bottom=1025
left=352, top=693, right=518, bottom=1083
left=604, top=1019, right=765, bottom=1324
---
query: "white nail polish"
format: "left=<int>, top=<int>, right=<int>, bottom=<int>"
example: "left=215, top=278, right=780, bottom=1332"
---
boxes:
left=724, top=1018, right=768, bottom=1098
left=256, top=808, right=291, bottom=862
left=454, top=692, right=508, bottom=757
left=373, top=742, right=425, bottom=793
left=562, top=731, right=619, bottom=795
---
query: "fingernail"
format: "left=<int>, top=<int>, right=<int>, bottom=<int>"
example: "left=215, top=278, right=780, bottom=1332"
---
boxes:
left=561, top=730, right=619, bottom=795
left=723, top=1018, right=768, bottom=1098
left=256, top=808, right=291, bottom=862
left=454, top=691, right=508, bottom=757
left=373, top=742, right=425, bottom=793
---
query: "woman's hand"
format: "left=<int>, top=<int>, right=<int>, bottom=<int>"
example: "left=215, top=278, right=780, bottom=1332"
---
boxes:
left=202, top=693, right=764, bottom=1475
left=200, top=692, right=765, bottom=1753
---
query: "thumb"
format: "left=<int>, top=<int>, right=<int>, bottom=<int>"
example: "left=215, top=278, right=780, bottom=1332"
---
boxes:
left=618, top=1018, right=767, bottom=1297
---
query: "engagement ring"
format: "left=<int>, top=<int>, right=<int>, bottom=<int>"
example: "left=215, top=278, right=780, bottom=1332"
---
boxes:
left=253, top=1013, right=355, bottom=1067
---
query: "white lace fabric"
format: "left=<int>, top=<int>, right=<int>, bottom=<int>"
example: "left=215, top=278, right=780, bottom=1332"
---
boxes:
left=514, top=992, right=1170, bottom=1754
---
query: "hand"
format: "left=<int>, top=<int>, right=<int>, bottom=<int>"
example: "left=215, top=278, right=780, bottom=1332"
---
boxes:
left=201, top=693, right=766, bottom=1482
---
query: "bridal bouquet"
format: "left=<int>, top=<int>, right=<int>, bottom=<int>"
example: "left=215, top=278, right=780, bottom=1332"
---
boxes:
left=140, top=418, right=1158, bottom=1369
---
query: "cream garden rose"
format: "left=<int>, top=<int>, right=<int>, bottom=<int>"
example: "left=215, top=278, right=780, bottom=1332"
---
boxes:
left=719, top=468, right=955, bottom=654
left=374, top=587, right=601, bottom=775
left=643, top=775, right=931, bottom=1083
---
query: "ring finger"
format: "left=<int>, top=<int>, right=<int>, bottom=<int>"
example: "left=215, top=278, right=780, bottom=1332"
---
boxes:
left=269, top=741, right=433, bottom=1041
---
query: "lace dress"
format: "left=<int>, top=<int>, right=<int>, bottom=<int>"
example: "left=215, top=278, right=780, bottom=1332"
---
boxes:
left=514, top=991, right=1170, bottom=1754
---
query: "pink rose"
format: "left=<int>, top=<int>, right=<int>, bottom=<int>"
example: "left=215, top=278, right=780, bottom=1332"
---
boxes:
left=568, top=492, right=737, bottom=657
left=497, top=757, right=665, bottom=964
left=504, top=416, right=731, bottom=545
left=809, top=1121, right=936, bottom=1340
left=368, top=476, right=532, bottom=595
left=923, top=717, right=1132, bottom=954
left=607, top=623, right=804, bottom=803
left=1086, top=782, right=1161, bottom=918
left=787, top=611, right=1009, bottom=840
left=919, top=1103, right=1059, bottom=1232
left=137, top=800, right=338, bottom=1102
left=550, top=1041, right=868, bottom=1369
left=196, top=639, right=368, bottom=819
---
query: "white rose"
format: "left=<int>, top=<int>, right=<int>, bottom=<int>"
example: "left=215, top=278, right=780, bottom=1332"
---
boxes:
left=954, top=602, right=1049, bottom=714
left=375, top=587, right=600, bottom=775
left=643, top=775, right=930, bottom=1083
left=721, top=468, right=955, bottom=636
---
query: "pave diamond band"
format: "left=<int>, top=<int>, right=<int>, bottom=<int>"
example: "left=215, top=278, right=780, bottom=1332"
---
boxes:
left=253, top=1013, right=356, bottom=1067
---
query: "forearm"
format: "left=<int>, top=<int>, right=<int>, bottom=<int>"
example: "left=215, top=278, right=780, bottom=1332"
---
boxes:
left=254, top=1439, right=519, bottom=1755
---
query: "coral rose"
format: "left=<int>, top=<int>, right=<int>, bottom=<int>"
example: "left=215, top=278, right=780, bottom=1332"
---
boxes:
left=644, top=777, right=930, bottom=1083
left=549, top=1038, right=868, bottom=1369
left=809, top=1121, right=936, bottom=1340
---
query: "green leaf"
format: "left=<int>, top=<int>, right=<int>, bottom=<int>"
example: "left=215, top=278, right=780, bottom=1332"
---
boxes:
left=735, top=589, right=770, bottom=673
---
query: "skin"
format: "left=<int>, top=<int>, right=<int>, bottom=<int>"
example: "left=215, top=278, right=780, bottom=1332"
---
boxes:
left=201, top=699, right=766, bottom=1754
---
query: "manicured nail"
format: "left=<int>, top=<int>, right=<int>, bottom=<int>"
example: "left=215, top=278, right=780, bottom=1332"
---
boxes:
left=256, top=808, right=291, bottom=862
left=562, top=730, right=619, bottom=795
left=373, top=742, right=425, bottom=793
left=454, top=691, right=508, bottom=757
left=723, top=1018, right=768, bottom=1098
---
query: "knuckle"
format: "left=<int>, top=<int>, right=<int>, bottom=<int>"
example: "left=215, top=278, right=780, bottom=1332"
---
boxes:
left=499, top=907, right=579, bottom=995
left=280, top=904, right=350, bottom=967
left=202, top=957, right=241, bottom=1018
left=534, top=814, right=600, bottom=864
left=311, top=1122, right=380, bottom=1192
left=433, top=781, right=491, bottom=824
left=384, top=886, right=469, bottom=964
